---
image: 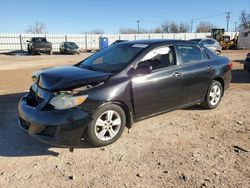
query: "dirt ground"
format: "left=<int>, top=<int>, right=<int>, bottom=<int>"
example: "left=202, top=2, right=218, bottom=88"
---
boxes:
left=0, top=50, right=249, bottom=188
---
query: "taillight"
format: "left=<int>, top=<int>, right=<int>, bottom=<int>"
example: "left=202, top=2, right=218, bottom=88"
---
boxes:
left=228, top=62, right=233, bottom=70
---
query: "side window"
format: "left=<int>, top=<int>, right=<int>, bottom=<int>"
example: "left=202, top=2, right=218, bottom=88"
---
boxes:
left=178, top=45, right=204, bottom=64
left=138, top=45, right=176, bottom=70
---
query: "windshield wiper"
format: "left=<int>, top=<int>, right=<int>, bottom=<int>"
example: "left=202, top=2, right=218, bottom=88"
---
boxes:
left=80, top=64, right=96, bottom=71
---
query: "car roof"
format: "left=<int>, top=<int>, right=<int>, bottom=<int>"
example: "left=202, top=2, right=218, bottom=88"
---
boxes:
left=122, top=39, right=197, bottom=46
left=190, top=38, right=215, bottom=41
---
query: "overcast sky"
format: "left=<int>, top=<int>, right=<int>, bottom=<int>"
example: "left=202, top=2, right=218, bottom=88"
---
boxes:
left=0, top=0, right=249, bottom=33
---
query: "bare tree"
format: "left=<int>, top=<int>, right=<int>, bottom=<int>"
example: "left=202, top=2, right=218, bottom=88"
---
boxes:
left=161, top=21, right=170, bottom=33
left=239, top=10, right=250, bottom=29
left=153, top=26, right=163, bottom=33
left=179, top=22, right=190, bottom=33
left=196, top=21, right=215, bottom=33
left=26, top=21, right=46, bottom=34
left=119, top=27, right=138, bottom=34
left=82, top=29, right=105, bottom=34
left=169, top=22, right=179, bottom=33
left=90, top=29, right=105, bottom=34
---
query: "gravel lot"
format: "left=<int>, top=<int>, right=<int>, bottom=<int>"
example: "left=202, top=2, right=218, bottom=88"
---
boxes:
left=0, top=50, right=249, bottom=188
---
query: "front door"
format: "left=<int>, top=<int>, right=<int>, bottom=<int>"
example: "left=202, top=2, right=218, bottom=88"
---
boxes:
left=131, top=45, right=184, bottom=119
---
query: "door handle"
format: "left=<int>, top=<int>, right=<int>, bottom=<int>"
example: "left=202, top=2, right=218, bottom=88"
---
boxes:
left=173, top=72, right=183, bottom=78
left=208, top=65, right=214, bottom=71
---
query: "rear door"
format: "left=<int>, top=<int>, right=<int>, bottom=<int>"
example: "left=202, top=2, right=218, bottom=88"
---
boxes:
left=176, top=44, right=214, bottom=104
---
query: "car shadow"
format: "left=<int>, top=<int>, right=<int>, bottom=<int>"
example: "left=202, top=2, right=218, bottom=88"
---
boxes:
left=0, top=92, right=93, bottom=157
left=184, top=105, right=204, bottom=110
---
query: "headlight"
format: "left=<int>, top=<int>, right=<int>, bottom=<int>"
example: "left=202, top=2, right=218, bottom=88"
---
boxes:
left=49, top=93, right=88, bottom=110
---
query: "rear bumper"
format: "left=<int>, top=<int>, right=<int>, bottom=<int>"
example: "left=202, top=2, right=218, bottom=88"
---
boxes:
left=18, top=94, right=91, bottom=147
left=64, top=48, right=80, bottom=54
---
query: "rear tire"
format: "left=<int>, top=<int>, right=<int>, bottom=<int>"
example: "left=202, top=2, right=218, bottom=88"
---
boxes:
left=87, top=104, right=126, bottom=147
left=201, top=80, right=223, bottom=109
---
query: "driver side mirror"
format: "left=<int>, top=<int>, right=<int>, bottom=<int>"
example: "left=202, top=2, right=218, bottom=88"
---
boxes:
left=128, top=63, right=152, bottom=77
left=136, top=63, right=153, bottom=75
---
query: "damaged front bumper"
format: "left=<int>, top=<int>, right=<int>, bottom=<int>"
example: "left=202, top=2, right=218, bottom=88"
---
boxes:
left=18, top=92, right=91, bottom=148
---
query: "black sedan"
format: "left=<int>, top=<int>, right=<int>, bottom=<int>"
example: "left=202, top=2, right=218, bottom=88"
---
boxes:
left=18, top=39, right=232, bottom=149
left=59, top=42, right=80, bottom=54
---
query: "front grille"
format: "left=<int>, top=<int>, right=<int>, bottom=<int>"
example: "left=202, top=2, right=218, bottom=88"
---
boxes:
left=26, top=91, right=44, bottom=107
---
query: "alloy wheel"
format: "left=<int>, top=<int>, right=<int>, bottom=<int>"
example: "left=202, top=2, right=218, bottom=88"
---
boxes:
left=209, top=85, right=221, bottom=106
left=94, top=110, right=122, bottom=141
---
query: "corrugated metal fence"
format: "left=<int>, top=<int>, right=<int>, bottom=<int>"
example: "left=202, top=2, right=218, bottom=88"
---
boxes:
left=0, top=32, right=236, bottom=52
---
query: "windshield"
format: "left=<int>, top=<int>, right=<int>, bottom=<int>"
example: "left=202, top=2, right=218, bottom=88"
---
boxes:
left=65, top=42, right=78, bottom=48
left=32, top=38, right=47, bottom=43
left=79, top=43, right=147, bottom=73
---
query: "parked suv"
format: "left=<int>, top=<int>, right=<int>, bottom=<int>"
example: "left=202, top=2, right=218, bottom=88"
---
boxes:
left=27, top=37, right=52, bottom=55
left=189, top=38, right=222, bottom=55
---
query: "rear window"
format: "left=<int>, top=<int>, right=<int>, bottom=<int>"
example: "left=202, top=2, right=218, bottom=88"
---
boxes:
left=32, top=38, right=47, bottom=43
left=177, top=45, right=205, bottom=64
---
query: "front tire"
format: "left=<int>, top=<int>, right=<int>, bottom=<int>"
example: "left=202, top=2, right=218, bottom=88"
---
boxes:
left=87, top=104, right=126, bottom=147
left=202, top=80, right=223, bottom=109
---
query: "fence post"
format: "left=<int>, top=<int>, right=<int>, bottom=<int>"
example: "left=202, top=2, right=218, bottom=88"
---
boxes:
left=85, top=34, right=88, bottom=50
left=65, top=35, right=67, bottom=42
left=19, top=34, right=23, bottom=51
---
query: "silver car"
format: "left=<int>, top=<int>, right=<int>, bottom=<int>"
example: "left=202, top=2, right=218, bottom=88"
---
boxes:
left=189, top=38, right=222, bottom=55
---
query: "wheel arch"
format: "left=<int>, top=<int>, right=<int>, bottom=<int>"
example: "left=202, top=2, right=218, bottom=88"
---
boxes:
left=214, top=77, right=225, bottom=93
left=98, top=100, right=134, bottom=129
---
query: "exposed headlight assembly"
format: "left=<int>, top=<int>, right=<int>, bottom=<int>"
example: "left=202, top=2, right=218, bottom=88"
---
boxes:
left=49, top=93, right=88, bottom=110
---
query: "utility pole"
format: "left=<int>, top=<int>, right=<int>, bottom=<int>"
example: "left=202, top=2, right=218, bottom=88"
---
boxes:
left=226, top=11, right=232, bottom=32
left=137, top=20, right=140, bottom=34
left=190, top=19, right=193, bottom=33
left=234, top=22, right=237, bottom=32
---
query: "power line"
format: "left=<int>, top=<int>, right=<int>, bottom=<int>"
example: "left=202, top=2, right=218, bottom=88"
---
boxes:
left=186, top=12, right=226, bottom=22
left=234, top=22, right=238, bottom=32
left=137, top=20, right=140, bottom=34
left=226, top=12, right=232, bottom=32
left=190, top=19, right=194, bottom=33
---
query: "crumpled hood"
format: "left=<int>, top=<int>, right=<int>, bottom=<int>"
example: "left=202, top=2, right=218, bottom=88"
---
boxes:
left=33, top=66, right=112, bottom=91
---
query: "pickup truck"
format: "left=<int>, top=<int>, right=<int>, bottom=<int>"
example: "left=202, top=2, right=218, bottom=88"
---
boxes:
left=27, top=37, right=52, bottom=55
